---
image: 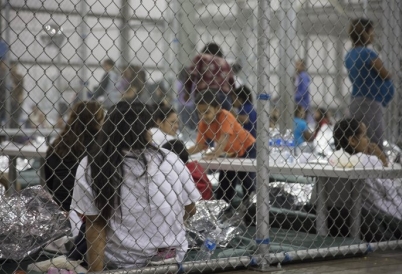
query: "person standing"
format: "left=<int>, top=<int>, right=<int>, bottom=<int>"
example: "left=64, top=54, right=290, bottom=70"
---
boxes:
left=93, top=59, right=119, bottom=109
left=345, top=18, right=394, bottom=150
left=185, top=42, right=235, bottom=111
left=294, top=59, right=311, bottom=113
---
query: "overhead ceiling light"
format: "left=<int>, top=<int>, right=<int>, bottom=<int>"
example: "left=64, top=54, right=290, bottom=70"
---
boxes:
left=41, top=24, right=65, bottom=48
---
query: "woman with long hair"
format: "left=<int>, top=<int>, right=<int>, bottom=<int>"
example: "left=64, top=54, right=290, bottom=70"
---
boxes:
left=71, top=101, right=200, bottom=271
left=45, top=101, right=104, bottom=211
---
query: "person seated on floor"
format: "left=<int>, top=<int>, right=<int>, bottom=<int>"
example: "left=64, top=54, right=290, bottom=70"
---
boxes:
left=329, top=118, right=402, bottom=240
left=150, top=104, right=180, bottom=146
left=45, top=101, right=104, bottom=212
left=162, top=139, right=213, bottom=200
left=71, top=101, right=200, bottom=271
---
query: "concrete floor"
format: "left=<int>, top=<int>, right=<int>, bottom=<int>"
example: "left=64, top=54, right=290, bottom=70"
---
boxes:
left=225, top=249, right=402, bottom=274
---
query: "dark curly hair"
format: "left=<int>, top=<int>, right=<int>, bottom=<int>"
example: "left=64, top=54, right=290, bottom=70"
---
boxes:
left=349, top=18, right=374, bottom=46
left=333, top=118, right=363, bottom=155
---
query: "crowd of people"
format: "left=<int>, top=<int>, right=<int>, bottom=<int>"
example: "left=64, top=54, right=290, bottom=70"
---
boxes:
left=1, top=16, right=400, bottom=271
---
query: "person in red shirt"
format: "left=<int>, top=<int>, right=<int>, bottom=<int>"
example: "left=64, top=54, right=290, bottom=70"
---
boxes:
left=187, top=90, right=256, bottom=208
left=185, top=43, right=234, bottom=111
left=162, top=139, right=213, bottom=200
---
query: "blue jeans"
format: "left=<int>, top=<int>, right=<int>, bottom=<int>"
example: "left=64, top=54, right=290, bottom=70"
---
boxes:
left=216, top=144, right=256, bottom=203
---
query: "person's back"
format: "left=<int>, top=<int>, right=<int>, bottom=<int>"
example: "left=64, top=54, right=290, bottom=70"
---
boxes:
left=74, top=149, right=198, bottom=268
left=294, top=60, right=310, bottom=111
left=188, top=53, right=234, bottom=94
left=45, top=101, right=104, bottom=211
left=345, top=47, right=394, bottom=107
left=71, top=102, right=200, bottom=271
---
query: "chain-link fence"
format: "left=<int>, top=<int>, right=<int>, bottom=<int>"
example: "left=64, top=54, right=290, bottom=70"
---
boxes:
left=0, top=0, right=402, bottom=273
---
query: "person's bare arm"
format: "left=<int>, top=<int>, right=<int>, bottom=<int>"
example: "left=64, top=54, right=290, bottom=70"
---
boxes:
left=303, top=130, right=315, bottom=143
left=184, top=202, right=197, bottom=221
left=365, top=143, right=388, bottom=167
left=86, top=215, right=107, bottom=272
left=204, top=133, right=230, bottom=159
left=371, top=58, right=392, bottom=80
left=236, top=114, right=249, bottom=125
left=187, top=143, right=207, bottom=155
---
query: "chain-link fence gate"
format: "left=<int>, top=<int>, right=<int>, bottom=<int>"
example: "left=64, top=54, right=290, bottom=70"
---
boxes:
left=0, top=0, right=401, bottom=273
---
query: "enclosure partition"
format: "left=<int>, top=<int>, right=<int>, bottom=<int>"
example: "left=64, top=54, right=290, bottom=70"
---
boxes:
left=0, top=0, right=402, bottom=273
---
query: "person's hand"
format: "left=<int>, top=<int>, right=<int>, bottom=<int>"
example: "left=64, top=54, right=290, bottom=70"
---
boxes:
left=203, top=154, right=218, bottom=160
left=225, top=152, right=237, bottom=158
left=365, top=143, right=388, bottom=167
left=183, top=92, right=190, bottom=102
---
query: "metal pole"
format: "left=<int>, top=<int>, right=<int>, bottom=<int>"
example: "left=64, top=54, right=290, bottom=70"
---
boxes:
left=120, top=0, right=131, bottom=66
left=380, top=0, right=399, bottom=142
left=162, top=0, right=180, bottom=99
left=177, top=0, right=196, bottom=68
left=78, top=0, right=90, bottom=100
left=335, top=38, right=347, bottom=116
left=254, top=0, right=271, bottom=269
left=277, top=0, right=296, bottom=133
left=235, top=0, right=247, bottom=87
left=4, top=0, right=10, bottom=129
left=94, top=240, right=402, bottom=274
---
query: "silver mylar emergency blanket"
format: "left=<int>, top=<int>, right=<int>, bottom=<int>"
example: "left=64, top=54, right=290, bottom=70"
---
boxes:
left=0, top=186, right=70, bottom=260
left=187, top=200, right=243, bottom=248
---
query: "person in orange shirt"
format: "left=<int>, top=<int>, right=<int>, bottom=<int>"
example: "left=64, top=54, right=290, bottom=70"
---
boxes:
left=188, top=90, right=256, bottom=209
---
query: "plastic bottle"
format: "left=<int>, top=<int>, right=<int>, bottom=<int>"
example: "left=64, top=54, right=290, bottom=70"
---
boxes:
left=282, top=140, right=296, bottom=166
left=269, top=131, right=283, bottom=164
left=198, top=228, right=221, bottom=261
left=282, top=129, right=296, bottom=165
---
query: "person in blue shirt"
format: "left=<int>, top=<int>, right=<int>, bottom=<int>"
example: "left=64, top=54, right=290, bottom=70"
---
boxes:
left=344, top=18, right=394, bottom=150
left=294, top=105, right=315, bottom=147
left=295, top=60, right=311, bottom=111
left=231, top=85, right=257, bottom=138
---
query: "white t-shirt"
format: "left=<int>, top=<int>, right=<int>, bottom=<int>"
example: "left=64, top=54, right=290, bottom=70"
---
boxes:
left=150, top=127, right=175, bottom=147
left=329, top=150, right=402, bottom=220
left=71, top=149, right=201, bottom=269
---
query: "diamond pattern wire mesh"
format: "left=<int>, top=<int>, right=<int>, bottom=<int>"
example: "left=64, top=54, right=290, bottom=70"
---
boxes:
left=0, top=0, right=401, bottom=273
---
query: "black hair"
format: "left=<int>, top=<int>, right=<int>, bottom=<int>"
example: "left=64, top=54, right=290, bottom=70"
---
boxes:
left=152, top=104, right=176, bottom=123
left=315, top=107, right=328, bottom=121
left=195, top=90, right=221, bottom=108
left=162, top=139, right=189, bottom=163
left=232, top=63, right=242, bottom=74
left=103, top=58, right=115, bottom=67
left=349, top=18, right=374, bottom=46
left=234, top=85, right=253, bottom=104
left=89, top=101, right=162, bottom=221
left=333, top=118, right=363, bottom=155
left=202, top=43, right=223, bottom=58
left=294, top=105, right=305, bottom=118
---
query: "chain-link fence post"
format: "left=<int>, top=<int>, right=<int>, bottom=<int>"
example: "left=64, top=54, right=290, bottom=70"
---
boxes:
left=254, top=0, right=271, bottom=269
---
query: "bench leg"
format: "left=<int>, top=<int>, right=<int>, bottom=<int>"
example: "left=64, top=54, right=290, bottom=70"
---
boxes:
left=350, top=179, right=363, bottom=239
left=316, top=177, right=328, bottom=236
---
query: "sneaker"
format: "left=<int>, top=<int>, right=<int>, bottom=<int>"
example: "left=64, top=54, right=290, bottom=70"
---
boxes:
left=149, top=248, right=177, bottom=265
